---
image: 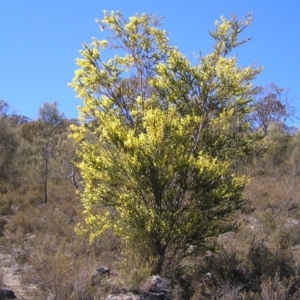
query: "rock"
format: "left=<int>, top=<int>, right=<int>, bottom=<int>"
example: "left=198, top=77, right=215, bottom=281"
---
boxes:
left=105, top=275, right=177, bottom=300
left=91, top=265, right=110, bottom=286
left=142, top=275, right=170, bottom=294
left=244, top=217, right=263, bottom=231
left=0, top=253, right=32, bottom=299
left=143, top=292, right=165, bottom=300
left=217, top=232, right=235, bottom=247
left=104, top=276, right=172, bottom=300
left=105, top=292, right=142, bottom=300
left=0, top=289, right=17, bottom=299
left=285, top=218, right=300, bottom=228
left=96, top=265, right=110, bottom=276
left=200, top=272, right=212, bottom=282
left=142, top=275, right=171, bottom=300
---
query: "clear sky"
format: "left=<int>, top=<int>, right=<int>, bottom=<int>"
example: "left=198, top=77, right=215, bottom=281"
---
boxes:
left=0, top=1, right=299, bottom=120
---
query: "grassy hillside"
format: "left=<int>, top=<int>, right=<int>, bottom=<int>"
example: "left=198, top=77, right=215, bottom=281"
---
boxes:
left=1, top=99, right=300, bottom=299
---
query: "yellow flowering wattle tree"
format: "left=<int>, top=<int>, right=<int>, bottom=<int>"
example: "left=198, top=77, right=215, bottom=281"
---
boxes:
left=70, top=11, right=264, bottom=274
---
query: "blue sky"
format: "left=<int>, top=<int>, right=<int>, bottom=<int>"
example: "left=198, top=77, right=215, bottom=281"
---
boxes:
left=0, top=1, right=299, bottom=120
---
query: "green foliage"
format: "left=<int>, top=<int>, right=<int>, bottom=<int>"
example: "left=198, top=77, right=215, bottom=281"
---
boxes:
left=288, top=131, right=300, bottom=177
left=266, top=122, right=290, bottom=153
left=0, top=94, right=298, bottom=297
left=0, top=105, right=19, bottom=182
left=119, top=248, right=153, bottom=291
left=21, top=102, right=67, bottom=204
left=70, top=11, right=264, bottom=274
left=249, top=84, right=294, bottom=134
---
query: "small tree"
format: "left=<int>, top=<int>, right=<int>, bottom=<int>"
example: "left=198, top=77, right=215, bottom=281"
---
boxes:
left=22, top=102, right=65, bottom=204
left=70, top=11, right=264, bottom=274
left=248, top=84, right=295, bottom=134
left=0, top=101, right=19, bottom=183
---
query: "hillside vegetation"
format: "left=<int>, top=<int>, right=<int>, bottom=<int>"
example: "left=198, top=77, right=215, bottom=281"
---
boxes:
left=0, top=86, right=299, bottom=300
left=0, top=12, right=300, bottom=300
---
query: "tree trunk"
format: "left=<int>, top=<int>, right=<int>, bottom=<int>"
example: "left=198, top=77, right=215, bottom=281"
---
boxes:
left=44, top=180, right=48, bottom=204
left=153, top=242, right=167, bottom=275
left=154, top=254, right=165, bottom=275
left=64, top=167, right=68, bottom=201
left=44, top=143, right=48, bottom=205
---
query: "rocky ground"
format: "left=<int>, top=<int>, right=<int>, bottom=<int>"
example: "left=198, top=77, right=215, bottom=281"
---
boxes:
left=0, top=213, right=41, bottom=300
left=0, top=252, right=29, bottom=299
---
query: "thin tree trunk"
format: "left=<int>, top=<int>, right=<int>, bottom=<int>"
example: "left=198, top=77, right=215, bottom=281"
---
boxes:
left=44, top=180, right=48, bottom=204
left=64, top=167, right=68, bottom=201
left=154, top=254, right=165, bottom=275
left=153, top=243, right=167, bottom=275
left=44, top=143, right=48, bottom=204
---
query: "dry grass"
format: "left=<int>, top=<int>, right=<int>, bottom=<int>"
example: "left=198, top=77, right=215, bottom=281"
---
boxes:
left=2, top=128, right=300, bottom=299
